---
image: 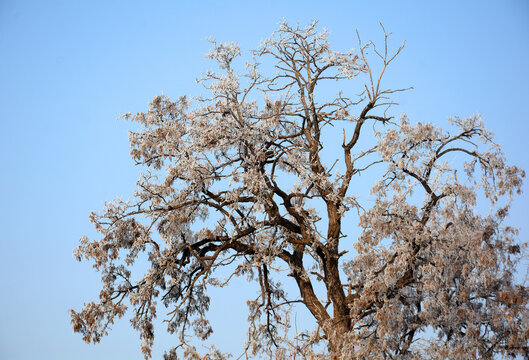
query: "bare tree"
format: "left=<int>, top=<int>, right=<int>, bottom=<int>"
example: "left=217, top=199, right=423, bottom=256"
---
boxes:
left=71, top=21, right=528, bottom=359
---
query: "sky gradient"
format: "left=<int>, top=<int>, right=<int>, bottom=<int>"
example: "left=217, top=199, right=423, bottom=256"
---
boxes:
left=1, top=1, right=528, bottom=359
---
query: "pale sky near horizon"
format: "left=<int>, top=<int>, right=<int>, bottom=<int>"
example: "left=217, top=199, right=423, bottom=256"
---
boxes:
left=1, top=1, right=528, bottom=359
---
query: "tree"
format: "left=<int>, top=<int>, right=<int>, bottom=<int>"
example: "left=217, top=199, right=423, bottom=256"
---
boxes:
left=71, top=21, right=528, bottom=359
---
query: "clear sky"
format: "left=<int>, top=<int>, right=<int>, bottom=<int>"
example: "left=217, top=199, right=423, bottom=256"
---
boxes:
left=1, top=1, right=528, bottom=359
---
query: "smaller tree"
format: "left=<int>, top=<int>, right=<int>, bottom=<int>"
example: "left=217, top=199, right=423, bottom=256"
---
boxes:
left=72, top=22, right=528, bottom=359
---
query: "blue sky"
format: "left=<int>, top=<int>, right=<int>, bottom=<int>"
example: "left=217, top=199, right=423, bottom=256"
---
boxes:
left=1, top=1, right=528, bottom=359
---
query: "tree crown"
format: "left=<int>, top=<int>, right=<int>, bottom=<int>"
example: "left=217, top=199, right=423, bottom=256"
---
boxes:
left=72, top=21, right=528, bottom=360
